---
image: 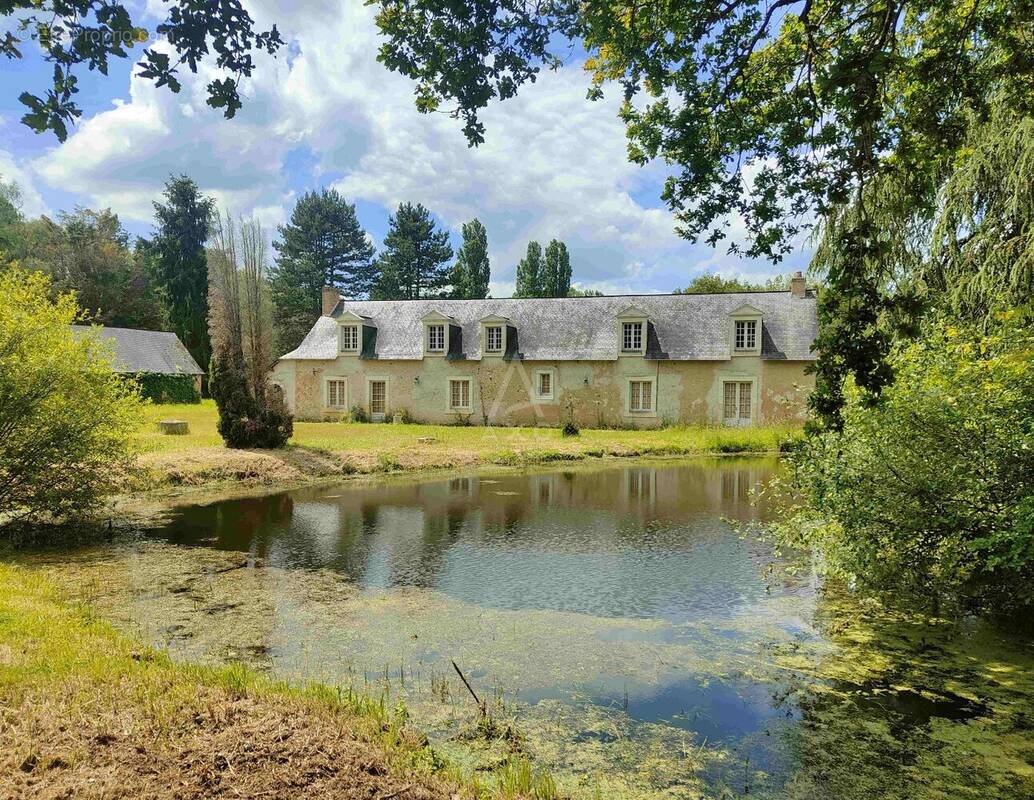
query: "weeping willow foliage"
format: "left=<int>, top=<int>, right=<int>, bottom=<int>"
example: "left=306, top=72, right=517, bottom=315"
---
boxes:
left=813, top=103, right=1034, bottom=324
left=807, top=104, right=1034, bottom=425
left=928, top=112, right=1034, bottom=320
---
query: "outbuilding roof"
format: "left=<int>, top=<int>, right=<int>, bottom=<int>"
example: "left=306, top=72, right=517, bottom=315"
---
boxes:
left=71, top=325, right=204, bottom=375
left=279, top=291, right=818, bottom=362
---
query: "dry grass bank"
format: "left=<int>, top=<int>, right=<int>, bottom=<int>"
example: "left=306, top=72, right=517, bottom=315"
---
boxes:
left=0, top=563, right=558, bottom=799
left=135, top=401, right=799, bottom=494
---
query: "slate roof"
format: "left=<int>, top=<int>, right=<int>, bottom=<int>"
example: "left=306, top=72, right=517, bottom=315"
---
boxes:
left=279, top=292, right=818, bottom=363
left=71, top=325, right=204, bottom=375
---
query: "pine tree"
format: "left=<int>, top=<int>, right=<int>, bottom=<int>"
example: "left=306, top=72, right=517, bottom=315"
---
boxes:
left=373, top=203, right=453, bottom=299
left=514, top=241, right=544, bottom=298
left=543, top=239, right=572, bottom=297
left=452, top=218, right=490, bottom=299
left=270, top=189, right=375, bottom=352
left=150, top=175, right=216, bottom=375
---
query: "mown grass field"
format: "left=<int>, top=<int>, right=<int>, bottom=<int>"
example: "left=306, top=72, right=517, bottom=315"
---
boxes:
left=0, top=562, right=558, bottom=799
left=132, top=401, right=801, bottom=493
left=138, top=400, right=798, bottom=457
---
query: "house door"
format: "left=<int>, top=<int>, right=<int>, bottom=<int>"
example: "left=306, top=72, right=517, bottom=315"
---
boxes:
left=368, top=380, right=387, bottom=421
left=723, top=381, right=753, bottom=426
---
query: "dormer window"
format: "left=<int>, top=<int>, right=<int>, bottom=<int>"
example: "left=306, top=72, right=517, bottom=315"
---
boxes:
left=616, top=305, right=649, bottom=356
left=486, top=326, right=503, bottom=353
left=728, top=304, right=763, bottom=356
left=340, top=324, right=359, bottom=352
left=421, top=311, right=457, bottom=357
left=427, top=324, right=445, bottom=352
left=336, top=310, right=374, bottom=357
left=622, top=321, right=643, bottom=352
left=479, top=314, right=510, bottom=359
left=734, top=320, right=757, bottom=351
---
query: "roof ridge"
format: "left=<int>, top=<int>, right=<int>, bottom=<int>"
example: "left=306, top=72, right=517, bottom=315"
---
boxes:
left=336, top=290, right=795, bottom=302
left=70, top=324, right=178, bottom=334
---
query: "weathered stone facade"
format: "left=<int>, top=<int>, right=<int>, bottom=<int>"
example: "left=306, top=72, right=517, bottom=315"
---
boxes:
left=272, top=286, right=817, bottom=428
left=272, top=354, right=813, bottom=427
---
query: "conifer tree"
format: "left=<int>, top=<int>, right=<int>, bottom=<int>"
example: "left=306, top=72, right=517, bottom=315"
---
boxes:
left=150, top=175, right=215, bottom=375
left=373, top=202, right=453, bottom=299
left=270, top=189, right=375, bottom=351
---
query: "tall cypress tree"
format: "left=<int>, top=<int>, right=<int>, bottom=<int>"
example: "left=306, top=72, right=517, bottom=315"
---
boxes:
left=373, top=203, right=453, bottom=299
left=543, top=239, right=572, bottom=297
left=452, top=218, right=490, bottom=299
left=270, top=189, right=376, bottom=351
left=150, top=175, right=215, bottom=375
left=514, top=241, right=544, bottom=298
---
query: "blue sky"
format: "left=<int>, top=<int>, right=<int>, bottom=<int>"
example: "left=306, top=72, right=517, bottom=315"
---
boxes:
left=0, top=0, right=811, bottom=296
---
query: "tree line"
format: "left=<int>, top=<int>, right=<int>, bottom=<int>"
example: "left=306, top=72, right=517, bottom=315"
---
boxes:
left=0, top=178, right=584, bottom=362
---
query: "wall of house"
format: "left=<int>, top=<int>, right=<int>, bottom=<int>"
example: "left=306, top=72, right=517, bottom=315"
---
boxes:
left=271, top=353, right=814, bottom=427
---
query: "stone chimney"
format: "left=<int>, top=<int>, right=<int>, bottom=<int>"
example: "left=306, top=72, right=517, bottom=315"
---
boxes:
left=790, top=271, right=807, bottom=299
left=321, top=285, right=340, bottom=316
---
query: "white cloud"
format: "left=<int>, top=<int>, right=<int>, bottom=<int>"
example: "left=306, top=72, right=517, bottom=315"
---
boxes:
left=0, top=148, right=48, bottom=217
left=27, top=0, right=807, bottom=292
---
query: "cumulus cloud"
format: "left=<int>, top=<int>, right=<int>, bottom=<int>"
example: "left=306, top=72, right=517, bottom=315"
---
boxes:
left=0, top=146, right=48, bottom=218
left=26, top=0, right=806, bottom=292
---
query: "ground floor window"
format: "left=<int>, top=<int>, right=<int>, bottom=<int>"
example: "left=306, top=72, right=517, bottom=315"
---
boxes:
left=534, top=369, right=555, bottom=401
left=723, top=380, right=753, bottom=425
left=326, top=378, right=347, bottom=408
left=449, top=378, right=472, bottom=411
left=628, top=379, right=654, bottom=413
left=368, top=379, right=387, bottom=418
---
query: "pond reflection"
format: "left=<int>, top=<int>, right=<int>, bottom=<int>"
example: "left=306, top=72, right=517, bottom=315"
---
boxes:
left=154, top=459, right=798, bottom=622
left=25, top=457, right=1034, bottom=800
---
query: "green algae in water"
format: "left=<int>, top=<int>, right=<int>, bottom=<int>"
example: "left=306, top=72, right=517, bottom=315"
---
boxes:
left=20, top=459, right=1034, bottom=800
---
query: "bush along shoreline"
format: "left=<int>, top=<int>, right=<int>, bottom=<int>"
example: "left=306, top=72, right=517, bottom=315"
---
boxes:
left=767, top=311, right=1034, bottom=622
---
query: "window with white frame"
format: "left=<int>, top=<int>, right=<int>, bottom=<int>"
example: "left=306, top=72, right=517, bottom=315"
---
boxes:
left=449, top=378, right=472, bottom=410
left=723, top=380, right=753, bottom=425
left=622, top=321, right=644, bottom=351
left=734, top=319, right=757, bottom=351
left=485, top=325, right=503, bottom=353
left=327, top=378, right=347, bottom=408
left=628, top=379, right=654, bottom=412
left=427, top=324, right=446, bottom=352
left=368, top=379, right=387, bottom=416
left=340, top=324, right=359, bottom=351
left=535, top=369, right=554, bottom=400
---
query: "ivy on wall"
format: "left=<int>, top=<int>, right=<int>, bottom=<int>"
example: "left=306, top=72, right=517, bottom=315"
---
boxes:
left=134, top=373, right=200, bottom=404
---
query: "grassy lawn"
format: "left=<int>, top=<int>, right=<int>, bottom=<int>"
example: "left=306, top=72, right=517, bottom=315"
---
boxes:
left=139, top=400, right=799, bottom=457
left=131, top=401, right=801, bottom=493
left=0, top=562, right=555, bottom=799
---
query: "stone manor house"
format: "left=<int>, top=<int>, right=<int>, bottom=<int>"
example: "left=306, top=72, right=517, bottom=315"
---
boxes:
left=270, top=274, right=818, bottom=428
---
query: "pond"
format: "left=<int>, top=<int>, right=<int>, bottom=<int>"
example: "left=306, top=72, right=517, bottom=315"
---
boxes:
left=26, top=458, right=1034, bottom=799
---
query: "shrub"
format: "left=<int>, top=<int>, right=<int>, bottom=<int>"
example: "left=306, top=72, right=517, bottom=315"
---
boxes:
left=0, top=268, right=144, bottom=525
left=209, top=353, right=292, bottom=449
left=348, top=405, right=368, bottom=423
left=377, top=452, right=402, bottom=471
left=135, top=373, right=200, bottom=403
left=390, top=407, right=413, bottom=424
left=774, top=311, right=1034, bottom=615
left=561, top=421, right=580, bottom=437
